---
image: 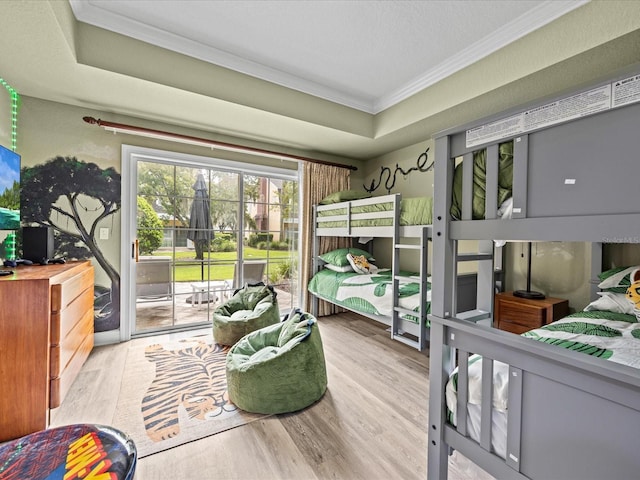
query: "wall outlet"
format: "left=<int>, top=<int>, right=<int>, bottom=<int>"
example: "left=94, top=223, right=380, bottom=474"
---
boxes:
left=99, top=227, right=109, bottom=240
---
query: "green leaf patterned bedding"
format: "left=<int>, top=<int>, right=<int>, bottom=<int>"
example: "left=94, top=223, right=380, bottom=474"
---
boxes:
left=307, top=268, right=430, bottom=322
left=446, top=310, right=640, bottom=417
left=317, top=196, right=433, bottom=227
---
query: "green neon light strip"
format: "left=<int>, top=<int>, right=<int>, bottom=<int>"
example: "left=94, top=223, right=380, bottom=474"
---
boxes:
left=0, top=77, right=19, bottom=152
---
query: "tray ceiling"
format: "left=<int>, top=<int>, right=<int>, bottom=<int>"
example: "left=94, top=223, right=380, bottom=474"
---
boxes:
left=70, top=0, right=585, bottom=113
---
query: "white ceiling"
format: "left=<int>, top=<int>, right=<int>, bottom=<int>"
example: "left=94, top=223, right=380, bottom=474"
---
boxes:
left=69, top=0, right=585, bottom=114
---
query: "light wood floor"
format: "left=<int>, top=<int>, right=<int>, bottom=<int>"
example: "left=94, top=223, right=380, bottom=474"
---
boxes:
left=50, top=312, right=494, bottom=480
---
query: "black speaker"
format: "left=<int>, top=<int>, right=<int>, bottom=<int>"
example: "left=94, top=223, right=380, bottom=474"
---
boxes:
left=22, top=226, right=54, bottom=263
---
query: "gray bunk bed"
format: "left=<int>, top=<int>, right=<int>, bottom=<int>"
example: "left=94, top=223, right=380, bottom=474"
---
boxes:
left=309, top=193, right=479, bottom=351
left=428, top=67, right=640, bottom=479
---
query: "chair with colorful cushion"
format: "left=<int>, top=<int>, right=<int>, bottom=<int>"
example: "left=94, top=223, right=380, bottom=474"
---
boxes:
left=0, top=424, right=137, bottom=480
left=212, top=282, right=280, bottom=346
left=226, top=308, right=327, bottom=414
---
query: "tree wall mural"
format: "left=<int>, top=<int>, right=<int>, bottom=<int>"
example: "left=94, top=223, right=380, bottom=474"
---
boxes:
left=21, top=156, right=121, bottom=332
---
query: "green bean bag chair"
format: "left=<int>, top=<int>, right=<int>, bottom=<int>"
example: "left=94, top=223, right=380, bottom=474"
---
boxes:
left=226, top=309, right=327, bottom=414
left=212, top=283, right=279, bottom=346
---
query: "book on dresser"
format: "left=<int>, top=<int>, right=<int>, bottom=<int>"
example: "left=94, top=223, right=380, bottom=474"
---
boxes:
left=494, top=291, right=569, bottom=334
left=0, top=260, right=94, bottom=442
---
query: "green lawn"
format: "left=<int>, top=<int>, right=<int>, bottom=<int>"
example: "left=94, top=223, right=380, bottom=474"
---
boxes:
left=151, top=247, right=295, bottom=282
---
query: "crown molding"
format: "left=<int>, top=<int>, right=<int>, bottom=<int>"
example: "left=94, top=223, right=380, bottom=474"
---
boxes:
left=70, top=0, right=589, bottom=115
left=69, top=0, right=376, bottom=112
left=374, top=0, right=590, bottom=113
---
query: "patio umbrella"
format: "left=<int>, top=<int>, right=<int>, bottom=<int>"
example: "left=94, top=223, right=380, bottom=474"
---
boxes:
left=187, top=173, right=213, bottom=262
left=186, top=174, right=215, bottom=307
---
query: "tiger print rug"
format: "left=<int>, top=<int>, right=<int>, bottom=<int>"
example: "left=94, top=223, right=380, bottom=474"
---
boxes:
left=112, top=335, right=267, bottom=458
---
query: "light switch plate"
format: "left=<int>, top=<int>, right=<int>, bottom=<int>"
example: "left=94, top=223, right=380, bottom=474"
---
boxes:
left=100, top=227, right=109, bottom=240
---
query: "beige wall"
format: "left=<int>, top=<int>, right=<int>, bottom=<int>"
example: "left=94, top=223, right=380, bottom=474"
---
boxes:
left=14, top=96, right=355, bottom=338
left=18, top=97, right=123, bottom=289
left=5, top=0, right=640, bottom=328
left=505, top=242, right=592, bottom=312
left=358, top=140, right=434, bottom=270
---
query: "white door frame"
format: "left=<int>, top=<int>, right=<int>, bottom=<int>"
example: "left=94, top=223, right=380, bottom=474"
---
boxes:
left=120, top=144, right=300, bottom=341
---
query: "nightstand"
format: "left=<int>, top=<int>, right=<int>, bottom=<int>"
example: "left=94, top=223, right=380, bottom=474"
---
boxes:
left=494, top=291, right=569, bottom=334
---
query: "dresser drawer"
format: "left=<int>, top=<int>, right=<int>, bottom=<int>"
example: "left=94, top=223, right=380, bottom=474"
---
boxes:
left=50, top=329, right=94, bottom=408
left=497, top=300, right=544, bottom=330
left=49, top=263, right=95, bottom=408
left=50, top=285, right=94, bottom=345
left=50, top=308, right=94, bottom=380
left=51, top=266, right=94, bottom=315
left=497, top=318, right=536, bottom=335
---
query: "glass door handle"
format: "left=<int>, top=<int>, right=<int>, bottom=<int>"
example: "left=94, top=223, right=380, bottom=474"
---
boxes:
left=132, top=239, right=139, bottom=262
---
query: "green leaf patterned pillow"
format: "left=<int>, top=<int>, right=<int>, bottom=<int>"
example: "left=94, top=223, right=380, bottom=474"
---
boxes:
left=598, top=266, right=640, bottom=293
left=319, top=247, right=375, bottom=267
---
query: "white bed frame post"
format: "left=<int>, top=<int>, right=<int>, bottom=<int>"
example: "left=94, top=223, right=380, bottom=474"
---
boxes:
left=428, top=134, right=456, bottom=479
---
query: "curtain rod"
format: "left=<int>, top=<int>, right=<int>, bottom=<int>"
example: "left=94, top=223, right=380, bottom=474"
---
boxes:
left=83, top=116, right=357, bottom=171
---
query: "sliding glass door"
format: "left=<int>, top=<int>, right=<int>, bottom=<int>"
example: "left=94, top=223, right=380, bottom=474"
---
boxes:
left=123, top=146, right=299, bottom=337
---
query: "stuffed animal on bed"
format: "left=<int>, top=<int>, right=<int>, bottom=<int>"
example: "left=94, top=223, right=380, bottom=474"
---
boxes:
left=347, top=253, right=378, bottom=274
left=625, top=268, right=640, bottom=321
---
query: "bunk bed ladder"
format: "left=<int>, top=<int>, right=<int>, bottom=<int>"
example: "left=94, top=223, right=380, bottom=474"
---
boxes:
left=391, top=203, right=430, bottom=350
left=455, top=140, right=502, bottom=325
left=455, top=241, right=495, bottom=325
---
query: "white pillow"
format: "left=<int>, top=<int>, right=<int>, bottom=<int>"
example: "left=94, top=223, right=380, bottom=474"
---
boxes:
left=583, top=291, right=634, bottom=315
left=324, top=263, right=353, bottom=273
left=598, top=266, right=639, bottom=289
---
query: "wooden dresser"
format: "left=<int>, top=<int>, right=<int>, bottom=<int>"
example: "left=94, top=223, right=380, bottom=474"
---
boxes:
left=0, top=260, right=94, bottom=442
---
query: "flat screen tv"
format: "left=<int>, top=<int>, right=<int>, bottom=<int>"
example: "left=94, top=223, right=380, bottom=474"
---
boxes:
left=0, top=144, right=20, bottom=231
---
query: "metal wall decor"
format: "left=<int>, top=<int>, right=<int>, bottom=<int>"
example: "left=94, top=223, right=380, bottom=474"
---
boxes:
left=363, top=146, right=433, bottom=194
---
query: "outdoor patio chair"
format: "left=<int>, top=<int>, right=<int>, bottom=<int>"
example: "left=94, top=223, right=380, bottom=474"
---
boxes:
left=230, top=261, right=267, bottom=290
left=185, top=261, right=267, bottom=307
